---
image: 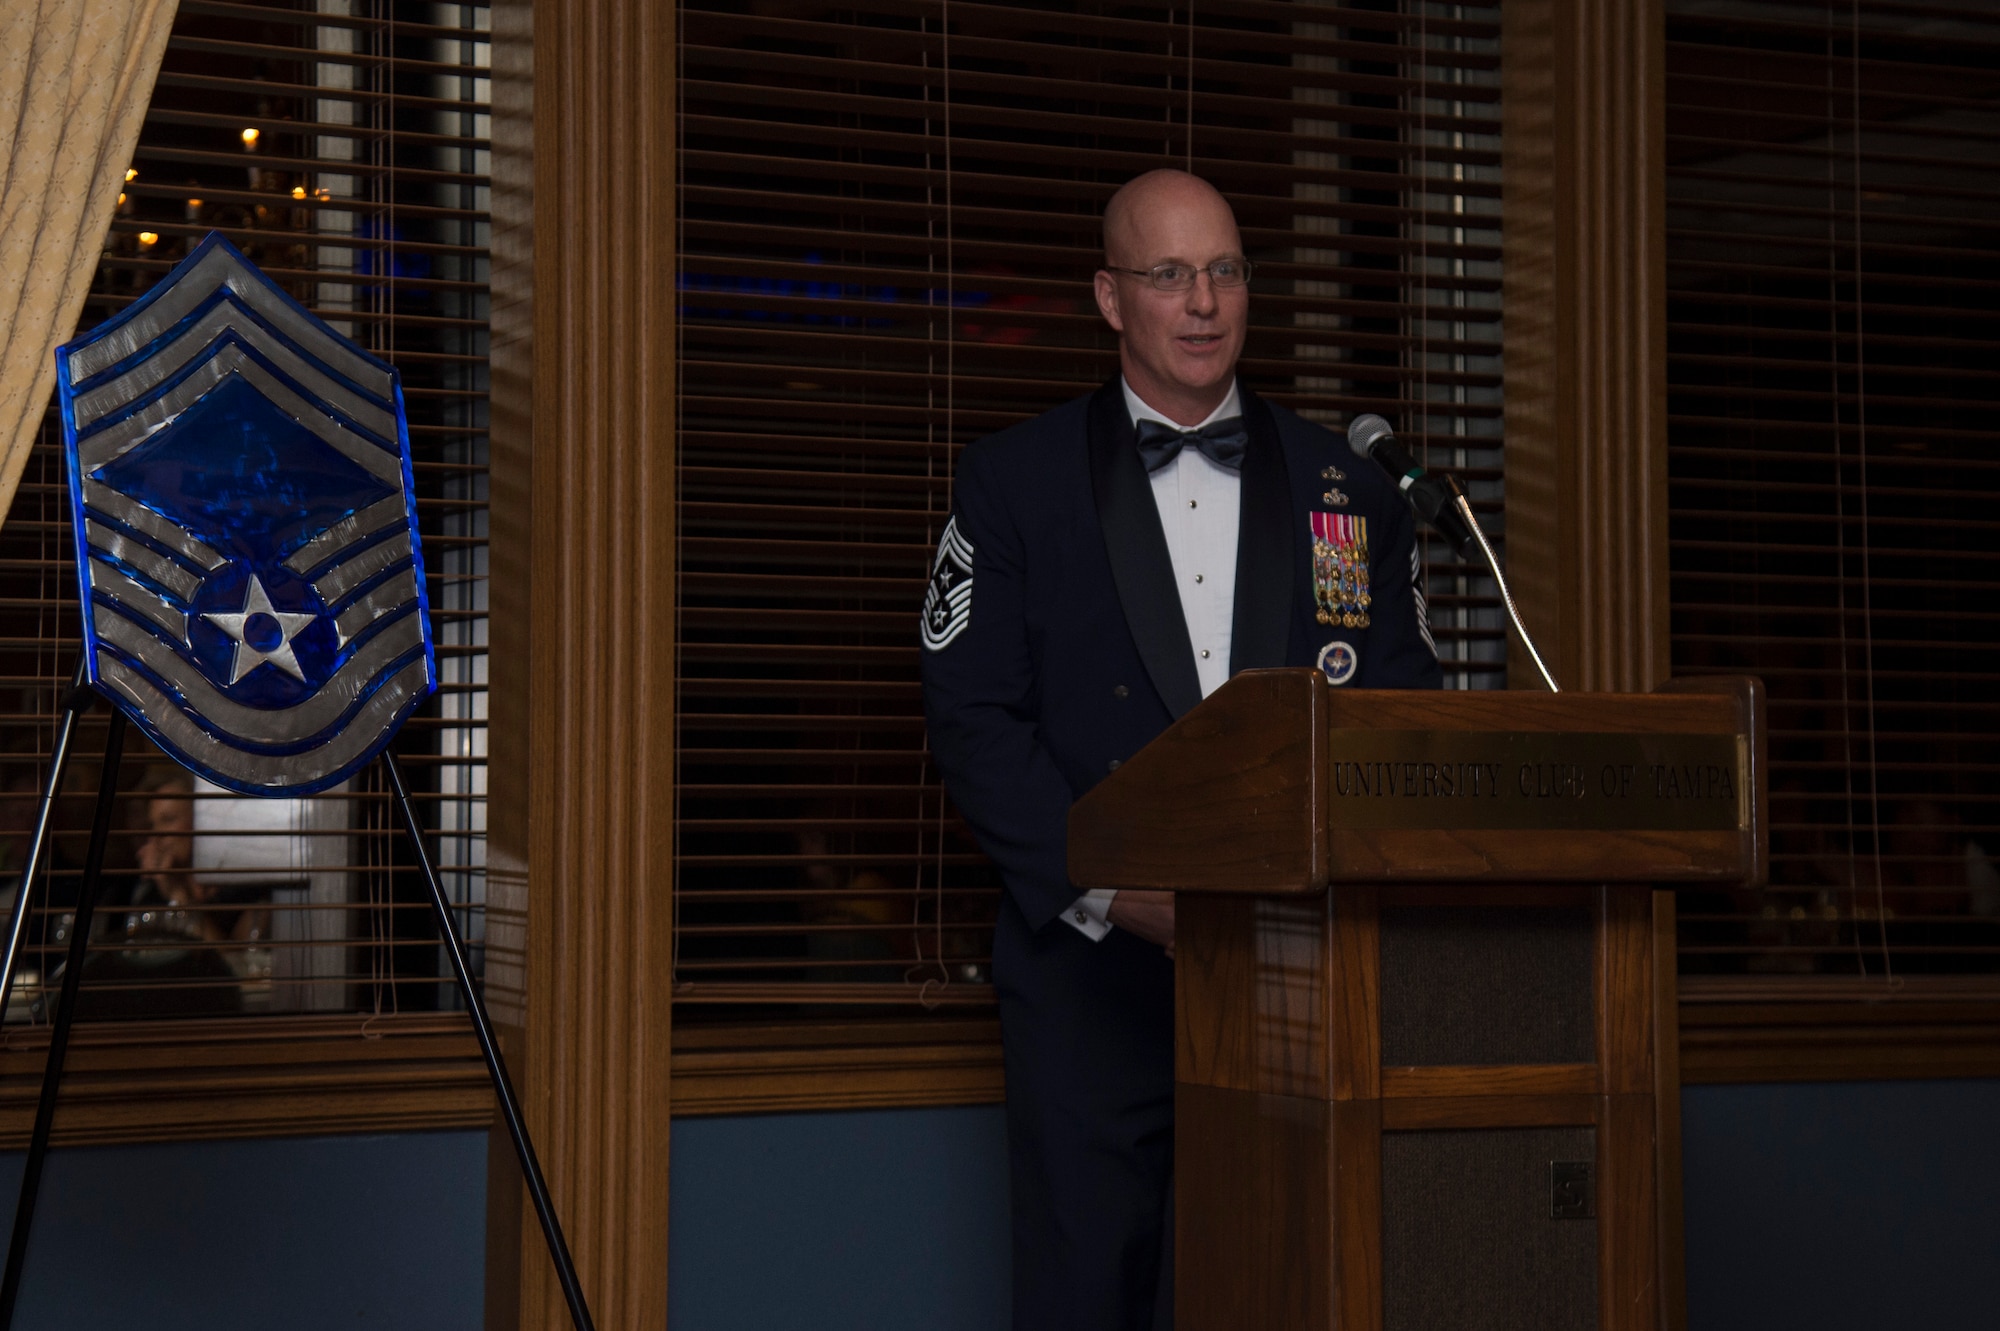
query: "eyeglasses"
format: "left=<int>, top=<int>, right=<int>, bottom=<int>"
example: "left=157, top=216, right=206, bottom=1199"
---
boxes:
left=1103, top=258, right=1254, bottom=292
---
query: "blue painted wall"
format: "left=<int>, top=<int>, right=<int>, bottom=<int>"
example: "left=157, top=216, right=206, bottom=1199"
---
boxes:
left=0, top=1130, right=486, bottom=1331
left=3, top=1081, right=1994, bottom=1330
left=1681, top=1080, right=2000, bottom=1331
left=668, top=1106, right=1012, bottom=1331
left=665, top=1085, right=2000, bottom=1331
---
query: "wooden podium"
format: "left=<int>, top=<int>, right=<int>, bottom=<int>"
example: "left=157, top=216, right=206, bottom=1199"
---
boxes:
left=1068, top=669, right=1765, bottom=1331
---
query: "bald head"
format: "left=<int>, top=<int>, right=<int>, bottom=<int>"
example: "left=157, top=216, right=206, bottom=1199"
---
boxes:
left=1102, top=169, right=1240, bottom=268
left=1094, top=169, right=1249, bottom=424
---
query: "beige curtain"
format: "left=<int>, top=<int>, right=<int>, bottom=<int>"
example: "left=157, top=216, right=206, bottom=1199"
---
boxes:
left=0, top=0, right=179, bottom=527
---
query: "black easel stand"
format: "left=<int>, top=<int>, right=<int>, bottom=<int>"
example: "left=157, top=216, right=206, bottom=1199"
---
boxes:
left=0, top=676, right=596, bottom=1331
left=380, top=753, right=596, bottom=1331
left=0, top=685, right=123, bottom=1326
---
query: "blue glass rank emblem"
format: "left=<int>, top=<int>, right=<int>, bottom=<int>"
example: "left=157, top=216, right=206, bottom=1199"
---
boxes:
left=56, top=232, right=435, bottom=795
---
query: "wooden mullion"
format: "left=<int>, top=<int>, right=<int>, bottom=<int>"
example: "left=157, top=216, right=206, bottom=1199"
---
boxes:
left=485, top=0, right=675, bottom=1322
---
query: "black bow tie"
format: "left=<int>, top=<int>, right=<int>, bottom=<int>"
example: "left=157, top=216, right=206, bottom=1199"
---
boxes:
left=1134, top=416, right=1249, bottom=473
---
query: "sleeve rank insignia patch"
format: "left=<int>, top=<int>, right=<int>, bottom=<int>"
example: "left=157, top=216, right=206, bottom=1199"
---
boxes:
left=921, top=516, right=974, bottom=651
left=1311, top=511, right=1371, bottom=629
left=56, top=232, right=436, bottom=796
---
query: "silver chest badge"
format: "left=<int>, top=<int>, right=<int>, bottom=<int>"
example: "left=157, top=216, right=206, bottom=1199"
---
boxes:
left=1317, top=639, right=1359, bottom=686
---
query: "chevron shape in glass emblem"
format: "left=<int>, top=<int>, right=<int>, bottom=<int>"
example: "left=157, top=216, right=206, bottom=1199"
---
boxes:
left=56, top=232, right=436, bottom=795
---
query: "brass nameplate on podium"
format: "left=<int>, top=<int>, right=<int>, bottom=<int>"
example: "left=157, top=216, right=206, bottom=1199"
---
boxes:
left=1326, top=729, right=1746, bottom=831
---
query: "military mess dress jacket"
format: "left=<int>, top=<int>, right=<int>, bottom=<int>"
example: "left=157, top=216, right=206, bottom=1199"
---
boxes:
left=920, top=378, right=1445, bottom=935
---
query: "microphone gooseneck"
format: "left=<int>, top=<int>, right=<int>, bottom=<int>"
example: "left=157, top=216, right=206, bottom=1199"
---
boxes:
left=1345, top=414, right=1561, bottom=692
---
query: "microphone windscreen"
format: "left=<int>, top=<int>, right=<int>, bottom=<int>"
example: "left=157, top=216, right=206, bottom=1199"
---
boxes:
left=1347, top=413, right=1394, bottom=457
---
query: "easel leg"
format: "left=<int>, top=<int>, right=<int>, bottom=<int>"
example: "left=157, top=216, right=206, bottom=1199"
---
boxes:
left=0, top=709, right=126, bottom=1328
left=381, top=754, right=597, bottom=1331
left=0, top=663, right=92, bottom=1025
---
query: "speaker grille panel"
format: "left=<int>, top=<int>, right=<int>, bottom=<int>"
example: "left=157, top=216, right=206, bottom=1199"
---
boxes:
left=1382, top=1127, right=1599, bottom=1331
left=1380, top=906, right=1595, bottom=1065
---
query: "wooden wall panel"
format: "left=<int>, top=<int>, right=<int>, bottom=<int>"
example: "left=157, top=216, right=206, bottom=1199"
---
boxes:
left=487, top=0, right=677, bottom=1325
left=1502, top=0, right=1671, bottom=693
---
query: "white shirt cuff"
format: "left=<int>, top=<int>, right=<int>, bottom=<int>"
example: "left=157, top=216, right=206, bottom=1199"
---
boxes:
left=1062, top=889, right=1118, bottom=941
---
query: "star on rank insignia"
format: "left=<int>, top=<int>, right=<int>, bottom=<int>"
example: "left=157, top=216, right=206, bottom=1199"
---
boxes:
left=1310, top=511, right=1372, bottom=629
left=56, top=232, right=436, bottom=795
left=203, top=573, right=315, bottom=684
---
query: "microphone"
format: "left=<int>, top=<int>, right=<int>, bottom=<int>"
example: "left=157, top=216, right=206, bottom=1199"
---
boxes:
left=1344, top=413, right=1561, bottom=692
left=1346, top=414, right=1475, bottom=557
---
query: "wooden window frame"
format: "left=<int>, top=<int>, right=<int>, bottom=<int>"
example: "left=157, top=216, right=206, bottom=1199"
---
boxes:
left=1679, top=975, right=2000, bottom=1085
left=669, top=1017, right=1003, bottom=1118
left=669, top=0, right=1511, bottom=1024
left=660, top=0, right=2000, bottom=1116
left=1658, top=0, right=1999, bottom=980
left=35, top=979, right=1988, bottom=1157
left=0, top=1013, right=488, bottom=1149
left=0, top=0, right=505, bottom=1152
left=1504, top=0, right=2000, bottom=1089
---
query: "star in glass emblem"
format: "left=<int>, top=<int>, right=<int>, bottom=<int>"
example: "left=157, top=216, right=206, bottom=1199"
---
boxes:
left=202, top=574, right=316, bottom=684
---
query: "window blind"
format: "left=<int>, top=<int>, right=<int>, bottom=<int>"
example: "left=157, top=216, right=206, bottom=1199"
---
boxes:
left=1665, top=0, right=2000, bottom=978
left=675, top=0, right=1507, bottom=1019
left=0, top=0, right=491, bottom=1021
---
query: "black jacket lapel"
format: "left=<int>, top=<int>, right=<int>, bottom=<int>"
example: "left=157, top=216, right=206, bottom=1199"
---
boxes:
left=1229, top=387, right=1295, bottom=674
left=1086, top=381, right=1203, bottom=720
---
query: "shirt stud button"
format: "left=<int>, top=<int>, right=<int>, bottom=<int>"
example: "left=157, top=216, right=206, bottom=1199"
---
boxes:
left=1113, top=684, right=1129, bottom=699
left=1108, top=758, right=1122, bottom=771
left=1194, top=574, right=1204, bottom=584
left=1188, top=500, right=1197, bottom=509
left=1200, top=649, right=1211, bottom=659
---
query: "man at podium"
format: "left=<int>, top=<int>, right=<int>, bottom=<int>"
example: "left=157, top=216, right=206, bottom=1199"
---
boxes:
left=920, top=169, right=1443, bottom=1331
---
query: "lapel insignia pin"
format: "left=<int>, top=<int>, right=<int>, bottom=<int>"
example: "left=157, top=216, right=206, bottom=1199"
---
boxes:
left=1320, top=465, right=1346, bottom=481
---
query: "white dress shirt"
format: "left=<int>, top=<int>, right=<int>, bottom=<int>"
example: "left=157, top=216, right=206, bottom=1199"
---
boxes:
left=1065, top=378, right=1244, bottom=941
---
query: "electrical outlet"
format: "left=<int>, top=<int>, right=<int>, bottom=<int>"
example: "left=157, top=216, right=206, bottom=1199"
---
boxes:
left=1551, top=1161, right=1594, bottom=1219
